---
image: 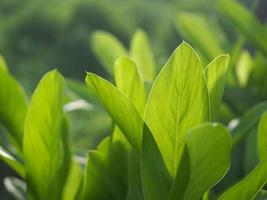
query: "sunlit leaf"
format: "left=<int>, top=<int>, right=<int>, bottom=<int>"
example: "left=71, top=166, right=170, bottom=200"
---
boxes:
left=144, top=42, right=210, bottom=176
left=86, top=73, right=143, bottom=152
left=170, top=123, right=231, bottom=199
left=218, top=161, right=267, bottom=200
left=258, top=112, right=267, bottom=161
left=114, top=56, right=147, bottom=115
left=0, top=64, right=27, bottom=150
left=205, top=54, right=229, bottom=121
left=23, top=70, right=70, bottom=199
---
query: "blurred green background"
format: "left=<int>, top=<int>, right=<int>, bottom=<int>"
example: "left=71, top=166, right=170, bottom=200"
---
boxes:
left=1, top=0, right=267, bottom=199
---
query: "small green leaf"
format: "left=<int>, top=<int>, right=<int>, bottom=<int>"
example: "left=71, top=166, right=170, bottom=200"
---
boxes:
left=23, top=70, right=70, bottom=200
left=258, top=112, right=267, bottom=161
left=0, top=65, right=27, bottom=150
left=130, top=30, right=156, bottom=81
left=218, top=161, right=267, bottom=200
left=170, top=123, right=232, bottom=200
left=0, top=146, right=24, bottom=177
left=218, top=0, right=267, bottom=55
left=91, top=31, right=127, bottom=75
left=205, top=55, right=229, bottom=121
left=85, top=73, right=143, bottom=152
left=144, top=42, right=210, bottom=176
left=114, top=56, right=147, bottom=115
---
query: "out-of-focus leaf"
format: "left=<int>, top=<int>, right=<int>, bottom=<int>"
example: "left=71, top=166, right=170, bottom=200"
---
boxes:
left=0, top=54, right=8, bottom=71
left=23, top=70, right=70, bottom=200
left=144, top=42, right=210, bottom=176
left=91, top=31, right=127, bottom=75
left=170, top=124, right=231, bottom=200
left=258, top=112, right=267, bottom=161
left=175, top=12, right=226, bottom=61
left=4, top=177, right=26, bottom=200
left=0, top=146, right=24, bottom=177
left=130, top=30, right=156, bottom=81
left=114, top=56, right=147, bottom=115
left=85, top=73, right=143, bottom=152
left=205, top=55, right=229, bottom=121
left=64, top=99, right=93, bottom=112
left=218, top=161, right=267, bottom=200
left=63, top=161, right=83, bottom=200
left=218, top=0, right=267, bottom=55
left=244, top=128, right=258, bottom=173
left=141, top=125, right=171, bottom=200
left=66, top=79, right=98, bottom=104
left=256, top=190, right=267, bottom=200
left=232, top=101, right=267, bottom=146
left=0, top=64, right=27, bottom=150
left=236, top=51, right=253, bottom=87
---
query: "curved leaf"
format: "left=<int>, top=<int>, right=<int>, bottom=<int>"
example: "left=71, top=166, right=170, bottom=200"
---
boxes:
left=0, top=64, right=27, bottom=150
left=218, top=161, right=267, bottom=200
left=258, top=112, right=267, bottom=161
left=205, top=55, right=229, bottom=121
left=23, top=70, right=70, bottom=200
left=170, top=123, right=232, bottom=199
left=85, top=73, right=143, bottom=152
left=114, top=56, right=147, bottom=115
left=144, top=42, right=210, bottom=176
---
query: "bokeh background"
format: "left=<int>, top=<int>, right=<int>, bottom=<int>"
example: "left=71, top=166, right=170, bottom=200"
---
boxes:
left=1, top=0, right=267, bottom=199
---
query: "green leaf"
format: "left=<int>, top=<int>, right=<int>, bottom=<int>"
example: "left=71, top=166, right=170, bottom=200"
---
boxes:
left=258, top=112, right=267, bottom=161
left=0, top=65, right=27, bottom=150
left=91, top=31, right=127, bottom=75
left=170, top=123, right=232, bottom=200
left=81, top=128, right=130, bottom=200
left=23, top=70, right=70, bottom=200
left=85, top=73, right=143, bottom=152
left=0, top=54, right=8, bottom=71
left=218, top=161, right=267, bottom=200
left=130, top=29, right=156, bottom=81
left=218, top=0, right=267, bottom=55
left=175, top=12, right=226, bottom=60
left=141, top=125, right=172, bottom=200
left=114, top=56, right=147, bottom=115
left=205, top=55, right=229, bottom=121
left=127, top=150, right=143, bottom=200
left=144, top=42, right=210, bottom=176
left=235, top=51, right=253, bottom=87
left=0, top=146, right=24, bottom=177
left=63, top=161, right=83, bottom=200
left=232, top=101, right=267, bottom=146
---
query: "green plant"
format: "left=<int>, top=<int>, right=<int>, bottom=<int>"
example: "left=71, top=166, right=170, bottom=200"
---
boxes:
left=1, top=38, right=267, bottom=200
